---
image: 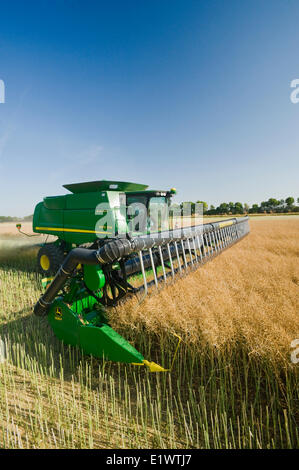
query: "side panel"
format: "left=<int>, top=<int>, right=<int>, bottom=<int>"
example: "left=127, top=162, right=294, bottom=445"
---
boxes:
left=33, top=190, right=124, bottom=244
left=65, top=192, right=101, bottom=210
left=48, top=300, right=144, bottom=363
left=79, top=325, right=144, bottom=363
left=33, top=201, right=65, bottom=240
left=63, top=209, right=111, bottom=244
left=63, top=191, right=115, bottom=244
left=48, top=299, right=80, bottom=347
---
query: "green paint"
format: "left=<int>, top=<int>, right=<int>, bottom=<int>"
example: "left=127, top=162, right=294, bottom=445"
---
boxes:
left=33, top=179, right=174, bottom=246
left=84, top=265, right=105, bottom=291
left=48, top=299, right=144, bottom=364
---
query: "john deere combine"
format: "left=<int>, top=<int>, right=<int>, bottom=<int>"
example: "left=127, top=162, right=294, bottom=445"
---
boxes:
left=32, top=180, right=250, bottom=371
left=32, top=180, right=176, bottom=275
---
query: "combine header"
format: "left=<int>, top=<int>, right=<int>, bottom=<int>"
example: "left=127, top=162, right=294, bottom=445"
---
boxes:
left=32, top=180, right=250, bottom=371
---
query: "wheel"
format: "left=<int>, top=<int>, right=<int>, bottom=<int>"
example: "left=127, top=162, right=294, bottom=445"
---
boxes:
left=37, top=244, right=65, bottom=276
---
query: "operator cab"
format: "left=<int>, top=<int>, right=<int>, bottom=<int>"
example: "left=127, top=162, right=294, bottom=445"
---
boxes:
left=125, top=190, right=175, bottom=234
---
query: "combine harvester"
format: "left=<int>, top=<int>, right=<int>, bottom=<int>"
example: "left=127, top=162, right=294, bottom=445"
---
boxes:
left=28, top=180, right=249, bottom=371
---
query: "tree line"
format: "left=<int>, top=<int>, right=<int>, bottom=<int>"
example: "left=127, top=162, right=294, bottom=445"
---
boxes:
left=0, top=215, right=33, bottom=223
left=179, top=197, right=299, bottom=215
left=1, top=197, right=298, bottom=221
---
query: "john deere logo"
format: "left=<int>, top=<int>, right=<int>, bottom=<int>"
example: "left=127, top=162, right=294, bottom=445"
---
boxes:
left=55, top=307, right=62, bottom=321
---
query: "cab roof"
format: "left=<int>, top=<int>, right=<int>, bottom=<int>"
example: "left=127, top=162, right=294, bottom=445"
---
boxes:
left=63, top=180, right=148, bottom=194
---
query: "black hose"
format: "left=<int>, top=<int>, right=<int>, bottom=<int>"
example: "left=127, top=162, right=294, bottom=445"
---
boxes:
left=34, top=248, right=98, bottom=316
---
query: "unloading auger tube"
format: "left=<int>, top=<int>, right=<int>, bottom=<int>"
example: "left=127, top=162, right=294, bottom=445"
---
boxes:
left=33, top=216, right=250, bottom=370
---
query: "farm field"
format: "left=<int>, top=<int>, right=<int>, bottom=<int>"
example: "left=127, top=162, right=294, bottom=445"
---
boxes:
left=0, top=217, right=298, bottom=448
left=0, top=222, right=35, bottom=236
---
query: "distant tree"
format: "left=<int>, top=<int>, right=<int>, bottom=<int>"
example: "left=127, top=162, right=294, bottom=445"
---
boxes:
left=0, top=216, right=21, bottom=222
left=189, top=196, right=299, bottom=216
left=23, top=214, right=33, bottom=221
left=228, top=202, right=235, bottom=213
left=267, top=198, right=280, bottom=210
left=234, top=202, right=244, bottom=214
left=196, top=200, right=208, bottom=214
left=218, top=202, right=229, bottom=214
left=249, top=204, right=259, bottom=214
left=260, top=200, right=271, bottom=213
left=205, top=204, right=216, bottom=215
left=285, top=197, right=294, bottom=206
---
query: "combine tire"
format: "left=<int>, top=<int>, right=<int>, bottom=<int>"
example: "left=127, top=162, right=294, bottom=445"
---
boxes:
left=37, top=244, right=65, bottom=276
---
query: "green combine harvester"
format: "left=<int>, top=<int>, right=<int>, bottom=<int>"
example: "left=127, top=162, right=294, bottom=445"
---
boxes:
left=27, top=180, right=250, bottom=371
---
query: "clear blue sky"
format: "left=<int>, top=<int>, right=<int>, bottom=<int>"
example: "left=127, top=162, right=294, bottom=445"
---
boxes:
left=0, top=0, right=299, bottom=216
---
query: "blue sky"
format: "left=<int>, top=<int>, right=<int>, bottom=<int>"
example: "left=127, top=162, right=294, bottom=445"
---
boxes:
left=0, top=0, right=299, bottom=216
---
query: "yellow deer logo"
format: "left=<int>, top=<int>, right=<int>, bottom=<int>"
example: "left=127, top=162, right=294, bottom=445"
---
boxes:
left=55, top=307, right=62, bottom=321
